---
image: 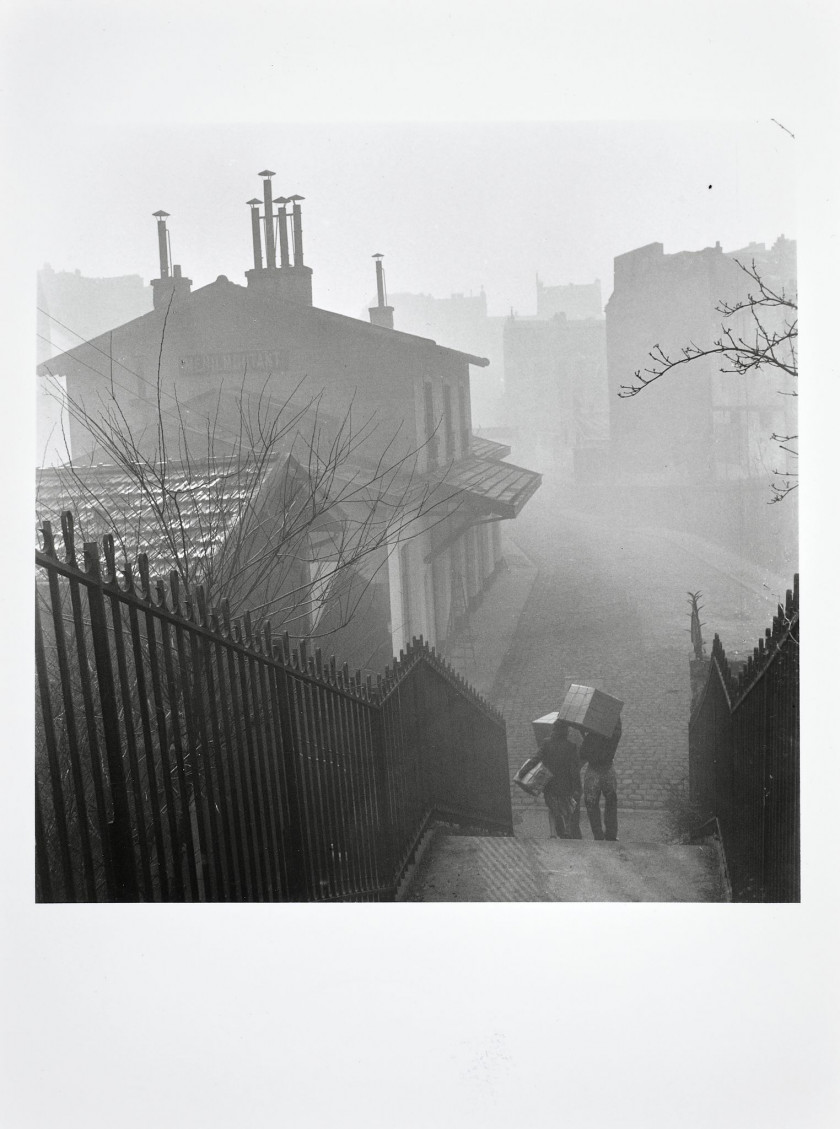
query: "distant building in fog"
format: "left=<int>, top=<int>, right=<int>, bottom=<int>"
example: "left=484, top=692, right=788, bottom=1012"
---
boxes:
left=37, top=176, right=540, bottom=672
left=502, top=275, right=607, bottom=473
left=535, top=276, right=603, bottom=320
left=37, top=266, right=153, bottom=463
left=606, top=236, right=797, bottom=482
left=504, top=314, right=608, bottom=473
left=37, top=265, right=153, bottom=361
left=605, top=235, right=797, bottom=570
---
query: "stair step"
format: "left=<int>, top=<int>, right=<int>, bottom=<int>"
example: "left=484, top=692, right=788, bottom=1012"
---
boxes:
left=404, top=832, right=726, bottom=902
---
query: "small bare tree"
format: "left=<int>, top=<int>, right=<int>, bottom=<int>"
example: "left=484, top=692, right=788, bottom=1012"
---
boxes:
left=618, top=259, right=798, bottom=502
left=38, top=359, right=464, bottom=650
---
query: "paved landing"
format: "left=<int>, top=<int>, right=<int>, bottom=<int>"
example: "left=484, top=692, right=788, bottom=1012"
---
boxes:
left=405, top=832, right=725, bottom=902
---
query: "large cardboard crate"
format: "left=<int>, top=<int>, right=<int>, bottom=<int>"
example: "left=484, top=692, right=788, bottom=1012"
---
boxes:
left=513, top=755, right=552, bottom=797
left=557, top=684, right=623, bottom=738
left=531, top=710, right=559, bottom=745
left=532, top=711, right=589, bottom=747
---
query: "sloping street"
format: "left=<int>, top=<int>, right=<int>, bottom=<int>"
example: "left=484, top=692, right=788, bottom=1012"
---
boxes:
left=412, top=467, right=793, bottom=898
left=491, top=470, right=791, bottom=834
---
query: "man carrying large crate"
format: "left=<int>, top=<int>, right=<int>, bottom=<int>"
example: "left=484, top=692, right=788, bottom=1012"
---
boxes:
left=581, top=716, right=622, bottom=841
left=555, top=684, right=623, bottom=842
left=538, top=719, right=583, bottom=839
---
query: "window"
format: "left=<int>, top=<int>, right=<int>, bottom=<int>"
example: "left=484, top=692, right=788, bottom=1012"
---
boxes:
left=424, top=383, right=438, bottom=469
left=442, top=384, right=454, bottom=461
left=458, top=383, right=470, bottom=455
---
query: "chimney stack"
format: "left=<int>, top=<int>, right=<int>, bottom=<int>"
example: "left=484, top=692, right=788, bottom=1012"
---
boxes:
left=273, top=197, right=291, bottom=267
left=259, top=170, right=277, bottom=269
left=369, top=254, right=394, bottom=329
left=289, top=195, right=305, bottom=266
left=245, top=174, right=313, bottom=305
left=151, top=211, right=192, bottom=310
left=153, top=210, right=170, bottom=278
left=247, top=198, right=262, bottom=270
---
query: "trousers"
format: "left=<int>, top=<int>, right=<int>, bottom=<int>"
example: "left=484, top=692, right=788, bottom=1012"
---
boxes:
left=544, top=788, right=582, bottom=839
left=584, top=765, right=618, bottom=841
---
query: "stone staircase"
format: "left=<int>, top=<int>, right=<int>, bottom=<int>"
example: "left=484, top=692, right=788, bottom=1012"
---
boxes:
left=403, top=829, right=727, bottom=902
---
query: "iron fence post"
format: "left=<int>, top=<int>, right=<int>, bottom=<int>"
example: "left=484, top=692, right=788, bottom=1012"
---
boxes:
left=83, top=543, right=139, bottom=901
left=368, top=685, right=396, bottom=898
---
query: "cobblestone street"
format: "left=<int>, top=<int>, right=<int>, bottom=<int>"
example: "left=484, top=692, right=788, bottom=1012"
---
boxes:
left=485, top=471, right=794, bottom=834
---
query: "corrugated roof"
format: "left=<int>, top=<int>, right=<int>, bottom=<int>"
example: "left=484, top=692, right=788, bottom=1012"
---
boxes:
left=470, top=434, right=511, bottom=461
left=434, top=455, right=541, bottom=519
left=35, top=459, right=272, bottom=579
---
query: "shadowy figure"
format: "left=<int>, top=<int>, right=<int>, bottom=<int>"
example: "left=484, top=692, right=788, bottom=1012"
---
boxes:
left=538, top=719, right=583, bottom=839
left=581, top=717, right=622, bottom=841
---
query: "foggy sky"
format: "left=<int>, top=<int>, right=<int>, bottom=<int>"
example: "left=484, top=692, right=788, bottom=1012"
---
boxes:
left=29, top=120, right=794, bottom=321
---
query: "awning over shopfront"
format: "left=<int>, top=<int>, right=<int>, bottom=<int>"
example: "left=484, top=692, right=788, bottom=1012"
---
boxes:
left=436, top=455, right=542, bottom=519
left=470, top=434, right=512, bottom=461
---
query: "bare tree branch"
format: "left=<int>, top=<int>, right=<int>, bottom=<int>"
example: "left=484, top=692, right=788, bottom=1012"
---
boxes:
left=617, top=257, right=798, bottom=502
left=38, top=349, right=469, bottom=654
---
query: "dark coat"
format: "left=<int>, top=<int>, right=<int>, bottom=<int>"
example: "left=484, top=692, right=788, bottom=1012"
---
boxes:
left=581, top=717, right=622, bottom=769
left=539, top=730, right=581, bottom=799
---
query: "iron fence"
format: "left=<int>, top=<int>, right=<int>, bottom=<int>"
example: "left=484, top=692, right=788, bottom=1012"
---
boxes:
left=35, top=513, right=511, bottom=902
left=689, top=575, right=799, bottom=901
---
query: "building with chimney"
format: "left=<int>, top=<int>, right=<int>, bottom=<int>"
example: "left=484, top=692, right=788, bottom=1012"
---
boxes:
left=605, top=236, right=797, bottom=569
left=37, top=171, right=541, bottom=672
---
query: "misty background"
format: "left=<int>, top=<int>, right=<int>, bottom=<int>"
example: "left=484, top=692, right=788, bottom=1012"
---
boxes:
left=32, top=120, right=794, bottom=323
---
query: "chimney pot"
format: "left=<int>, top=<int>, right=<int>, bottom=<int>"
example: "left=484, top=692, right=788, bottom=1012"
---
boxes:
left=261, top=171, right=276, bottom=269
left=291, top=196, right=305, bottom=267
left=247, top=199, right=263, bottom=269
left=273, top=196, right=290, bottom=267
left=369, top=253, right=393, bottom=329
left=153, top=210, right=170, bottom=278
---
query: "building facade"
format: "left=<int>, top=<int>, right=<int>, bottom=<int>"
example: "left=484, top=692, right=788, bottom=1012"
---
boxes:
left=605, top=236, right=797, bottom=570
left=37, top=174, right=540, bottom=673
left=502, top=274, right=608, bottom=474
left=37, top=265, right=153, bottom=465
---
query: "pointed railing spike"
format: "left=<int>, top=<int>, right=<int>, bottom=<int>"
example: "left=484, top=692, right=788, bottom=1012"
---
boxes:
left=138, top=553, right=151, bottom=600
left=169, top=571, right=181, bottom=613
left=244, top=609, right=253, bottom=646
left=61, top=511, right=76, bottom=567
left=196, top=585, right=209, bottom=627
left=102, top=534, right=117, bottom=584
left=41, top=519, right=56, bottom=557
left=82, top=542, right=100, bottom=579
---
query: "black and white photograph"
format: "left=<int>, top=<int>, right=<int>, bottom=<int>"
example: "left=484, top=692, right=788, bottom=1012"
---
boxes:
left=3, top=1, right=838, bottom=1126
